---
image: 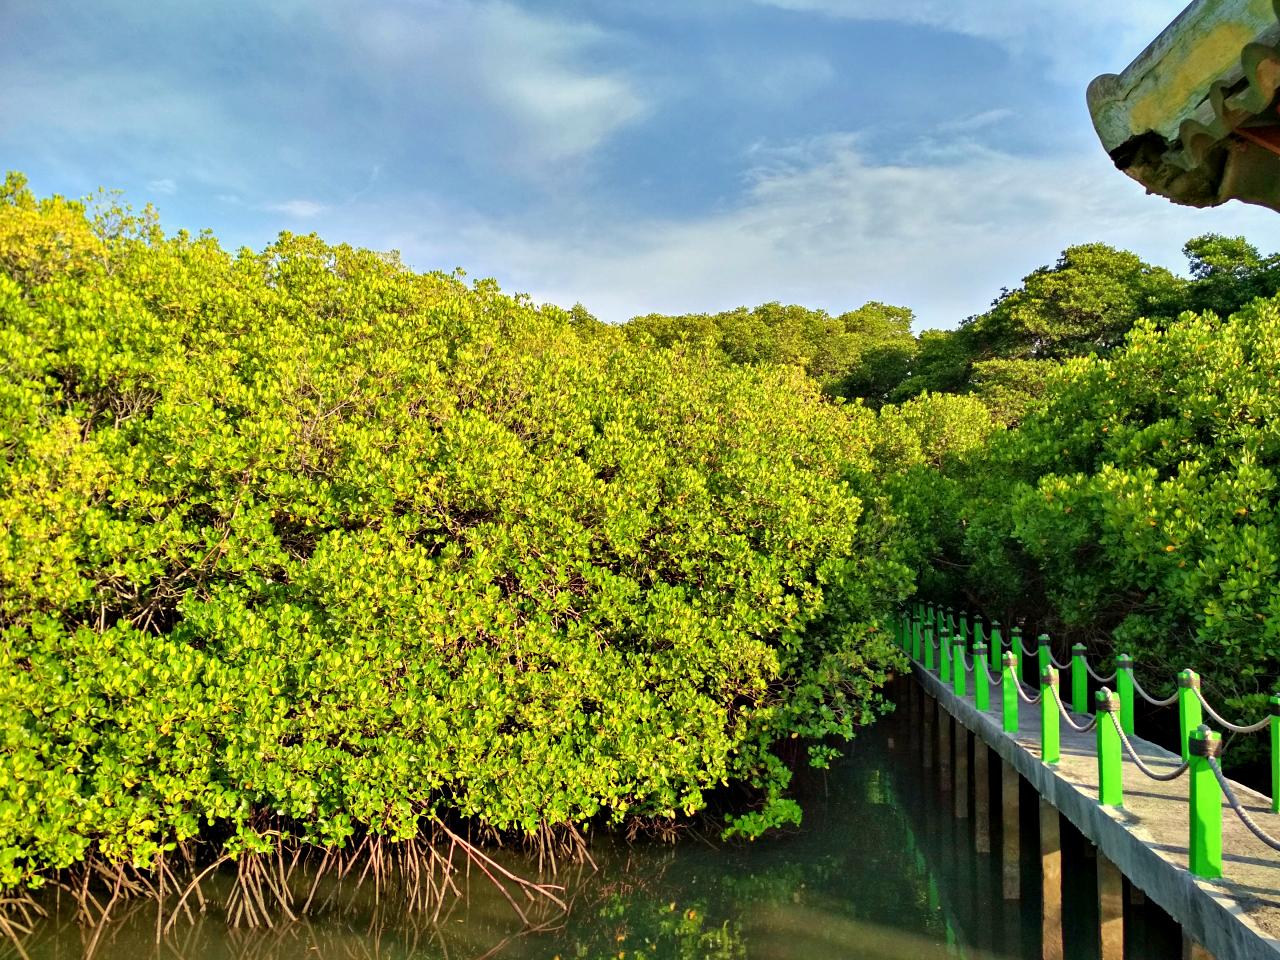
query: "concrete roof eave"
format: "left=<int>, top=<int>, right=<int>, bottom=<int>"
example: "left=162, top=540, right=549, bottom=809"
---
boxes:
left=1088, top=0, right=1280, bottom=211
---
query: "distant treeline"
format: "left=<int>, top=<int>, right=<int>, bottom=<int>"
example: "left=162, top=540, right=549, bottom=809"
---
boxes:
left=611, top=233, right=1280, bottom=738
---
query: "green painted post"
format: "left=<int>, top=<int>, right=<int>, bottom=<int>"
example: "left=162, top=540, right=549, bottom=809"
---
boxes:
left=1271, top=694, right=1279, bottom=814
left=1011, top=626, right=1024, bottom=682
left=1188, top=725, right=1223, bottom=880
left=953, top=637, right=966, bottom=698
left=1071, top=643, right=1088, bottom=714
left=988, top=621, right=1001, bottom=674
left=1041, top=667, right=1060, bottom=765
left=912, top=616, right=923, bottom=662
left=1037, top=634, right=1051, bottom=687
left=1096, top=689, right=1123, bottom=807
left=924, top=627, right=935, bottom=672
left=946, top=606, right=955, bottom=637
left=1178, top=670, right=1203, bottom=763
left=935, top=605, right=945, bottom=640
left=974, top=643, right=990, bottom=711
left=959, top=612, right=969, bottom=650
left=1116, top=654, right=1135, bottom=735
left=973, top=615, right=985, bottom=654
left=1002, top=652, right=1019, bottom=734
left=940, top=628, right=953, bottom=685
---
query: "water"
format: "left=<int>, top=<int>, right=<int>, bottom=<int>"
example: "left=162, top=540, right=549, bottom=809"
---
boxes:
left=17, top=689, right=1180, bottom=960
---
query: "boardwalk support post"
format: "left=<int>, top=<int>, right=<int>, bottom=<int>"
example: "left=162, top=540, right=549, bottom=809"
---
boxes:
left=1072, top=643, right=1089, bottom=714
left=1178, top=670, right=1203, bottom=763
left=1097, top=689, right=1123, bottom=807
left=1098, top=852, right=1124, bottom=960
left=1188, top=725, right=1223, bottom=880
left=1002, top=652, right=1019, bottom=734
left=1271, top=693, right=1279, bottom=814
left=954, top=722, right=969, bottom=819
left=1116, top=654, right=1136, bottom=735
left=974, top=642, right=990, bottom=711
left=1041, top=667, right=1060, bottom=765
left=1041, top=798, right=1064, bottom=960
left=1002, top=760, right=1020, bottom=900
left=974, top=739, right=991, bottom=853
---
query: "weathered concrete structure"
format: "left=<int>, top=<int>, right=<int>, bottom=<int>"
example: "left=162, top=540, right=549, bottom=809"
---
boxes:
left=1089, top=0, right=1280, bottom=211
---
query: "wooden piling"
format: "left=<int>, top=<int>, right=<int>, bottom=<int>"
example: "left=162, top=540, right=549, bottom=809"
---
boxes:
left=974, top=740, right=991, bottom=853
left=1002, top=760, right=1020, bottom=900
left=1098, top=851, right=1125, bottom=960
left=954, top=724, right=970, bottom=818
left=1040, top=798, right=1063, bottom=960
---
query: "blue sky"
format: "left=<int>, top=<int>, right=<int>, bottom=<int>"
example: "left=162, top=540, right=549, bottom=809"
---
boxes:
left=7, top=0, right=1280, bottom=328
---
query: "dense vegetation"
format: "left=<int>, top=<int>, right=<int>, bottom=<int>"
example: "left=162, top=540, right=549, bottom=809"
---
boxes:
left=0, top=174, right=916, bottom=902
left=3, top=170, right=1280, bottom=918
left=619, top=234, right=1280, bottom=725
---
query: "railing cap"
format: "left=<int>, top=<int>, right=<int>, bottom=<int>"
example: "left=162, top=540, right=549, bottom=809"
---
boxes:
left=1041, top=667, right=1059, bottom=687
left=1038, top=633, right=1051, bottom=647
left=1178, top=670, right=1200, bottom=690
left=1072, top=642, right=1087, bottom=653
left=1096, top=687, right=1119, bottom=711
left=1117, top=654, right=1133, bottom=669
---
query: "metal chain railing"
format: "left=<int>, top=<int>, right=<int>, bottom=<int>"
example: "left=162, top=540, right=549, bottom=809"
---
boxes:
left=1109, top=712, right=1189, bottom=782
left=1209, top=759, right=1280, bottom=852
left=1193, top=687, right=1271, bottom=735
left=1131, top=673, right=1179, bottom=708
left=1049, top=684, right=1098, bottom=733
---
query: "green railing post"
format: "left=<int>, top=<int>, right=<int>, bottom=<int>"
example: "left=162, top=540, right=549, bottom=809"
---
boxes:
left=912, top=616, right=923, bottom=662
left=1002, top=652, right=1019, bottom=734
left=988, top=621, right=1001, bottom=674
left=1096, top=688, right=1123, bottom=807
left=974, top=642, right=990, bottom=711
left=1270, top=693, right=1279, bottom=814
left=1037, top=634, right=1051, bottom=687
left=953, top=637, right=966, bottom=698
left=1188, top=725, right=1223, bottom=880
left=973, top=615, right=985, bottom=655
left=1116, top=654, right=1135, bottom=735
left=940, top=628, right=953, bottom=685
left=924, top=627, right=935, bottom=672
left=947, top=605, right=955, bottom=635
left=1178, top=670, right=1203, bottom=763
left=1011, top=626, right=1024, bottom=682
left=959, top=612, right=969, bottom=651
left=1041, top=667, right=1060, bottom=764
left=1071, top=643, right=1088, bottom=714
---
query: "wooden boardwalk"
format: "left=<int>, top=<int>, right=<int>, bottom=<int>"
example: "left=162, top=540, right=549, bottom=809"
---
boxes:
left=913, top=662, right=1280, bottom=960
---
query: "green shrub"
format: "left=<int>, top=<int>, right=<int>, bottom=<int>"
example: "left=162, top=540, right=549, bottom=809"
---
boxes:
left=0, top=175, right=907, bottom=889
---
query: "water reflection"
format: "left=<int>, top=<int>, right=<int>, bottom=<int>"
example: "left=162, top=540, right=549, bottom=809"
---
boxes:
left=19, top=695, right=1174, bottom=960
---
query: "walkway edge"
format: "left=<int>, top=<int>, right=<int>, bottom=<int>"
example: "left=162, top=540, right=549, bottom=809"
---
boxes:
left=914, top=664, right=1280, bottom=960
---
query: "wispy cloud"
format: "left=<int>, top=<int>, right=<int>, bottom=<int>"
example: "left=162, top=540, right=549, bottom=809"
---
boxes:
left=335, top=132, right=1280, bottom=329
left=750, top=0, right=1177, bottom=76
left=147, top=177, right=178, bottom=195
left=265, top=199, right=326, bottom=219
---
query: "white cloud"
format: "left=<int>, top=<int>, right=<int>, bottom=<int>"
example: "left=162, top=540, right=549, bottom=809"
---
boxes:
left=265, top=199, right=326, bottom=218
left=348, top=1, right=649, bottom=167
left=147, top=177, right=177, bottom=195
left=339, top=132, right=1280, bottom=330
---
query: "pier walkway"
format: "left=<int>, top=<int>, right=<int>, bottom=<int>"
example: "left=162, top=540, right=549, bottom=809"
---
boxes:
left=897, top=609, right=1280, bottom=960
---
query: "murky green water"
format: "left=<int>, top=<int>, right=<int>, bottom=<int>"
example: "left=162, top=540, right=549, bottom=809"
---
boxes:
left=18, top=687, right=1180, bottom=960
